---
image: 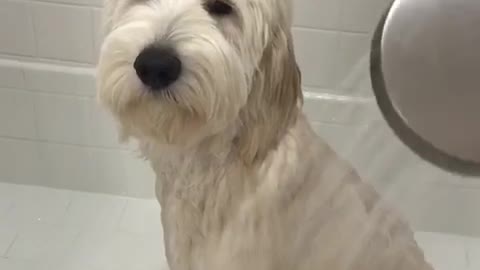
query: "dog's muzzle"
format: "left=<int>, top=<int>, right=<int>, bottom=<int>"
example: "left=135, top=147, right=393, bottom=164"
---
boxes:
left=134, top=46, right=182, bottom=91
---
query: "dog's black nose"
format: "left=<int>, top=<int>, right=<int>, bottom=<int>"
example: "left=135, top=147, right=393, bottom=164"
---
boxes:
left=134, top=46, right=182, bottom=90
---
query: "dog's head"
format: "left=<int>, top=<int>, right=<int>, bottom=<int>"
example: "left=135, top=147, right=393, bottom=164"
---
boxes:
left=97, top=0, right=302, bottom=158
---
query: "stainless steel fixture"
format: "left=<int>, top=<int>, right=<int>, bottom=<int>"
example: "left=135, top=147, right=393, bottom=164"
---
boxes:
left=371, top=0, right=480, bottom=175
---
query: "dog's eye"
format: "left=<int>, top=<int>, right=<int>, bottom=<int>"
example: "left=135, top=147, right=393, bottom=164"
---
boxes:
left=205, top=0, right=233, bottom=16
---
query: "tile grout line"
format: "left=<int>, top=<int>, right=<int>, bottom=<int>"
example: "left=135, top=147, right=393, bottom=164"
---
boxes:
left=0, top=86, right=95, bottom=98
left=61, top=195, right=75, bottom=223
left=2, top=232, right=19, bottom=258
left=465, top=243, right=470, bottom=268
left=0, top=53, right=95, bottom=68
left=19, top=0, right=104, bottom=9
left=292, top=25, right=370, bottom=35
left=0, top=134, right=131, bottom=152
left=0, top=199, right=17, bottom=258
left=28, top=0, right=40, bottom=58
left=115, top=199, right=130, bottom=232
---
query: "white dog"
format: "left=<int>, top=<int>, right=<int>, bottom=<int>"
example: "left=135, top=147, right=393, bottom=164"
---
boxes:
left=97, top=0, right=434, bottom=269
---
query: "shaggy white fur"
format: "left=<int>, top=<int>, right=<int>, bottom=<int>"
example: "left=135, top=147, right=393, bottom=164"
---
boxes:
left=97, top=0, right=435, bottom=269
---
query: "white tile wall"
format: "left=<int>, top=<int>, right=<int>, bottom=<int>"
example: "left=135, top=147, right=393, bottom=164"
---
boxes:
left=334, top=32, right=372, bottom=94
left=0, top=0, right=480, bottom=238
left=33, top=0, right=103, bottom=6
left=31, top=2, right=95, bottom=63
left=0, top=1, right=36, bottom=56
left=0, top=89, right=37, bottom=139
left=0, top=60, right=26, bottom=90
left=92, top=8, right=103, bottom=60
left=36, top=142, right=155, bottom=197
left=293, top=29, right=339, bottom=88
left=37, top=142, right=94, bottom=190
left=293, top=0, right=342, bottom=30
left=0, top=138, right=41, bottom=185
left=34, top=93, right=91, bottom=145
left=86, top=101, right=124, bottom=148
left=339, top=0, right=392, bottom=32
left=292, top=0, right=390, bottom=92
left=24, top=63, right=96, bottom=96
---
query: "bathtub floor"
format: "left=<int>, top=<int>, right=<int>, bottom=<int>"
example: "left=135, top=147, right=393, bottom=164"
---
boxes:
left=0, top=182, right=478, bottom=270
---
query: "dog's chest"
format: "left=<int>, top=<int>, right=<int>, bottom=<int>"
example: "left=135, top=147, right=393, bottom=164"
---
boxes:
left=149, top=143, right=314, bottom=270
left=149, top=150, right=257, bottom=269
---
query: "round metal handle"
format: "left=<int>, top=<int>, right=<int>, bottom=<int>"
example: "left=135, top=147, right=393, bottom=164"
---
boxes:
left=371, top=0, right=480, bottom=175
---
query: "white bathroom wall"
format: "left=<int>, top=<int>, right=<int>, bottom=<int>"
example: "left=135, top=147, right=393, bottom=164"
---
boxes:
left=1, top=0, right=480, bottom=236
left=0, top=0, right=156, bottom=198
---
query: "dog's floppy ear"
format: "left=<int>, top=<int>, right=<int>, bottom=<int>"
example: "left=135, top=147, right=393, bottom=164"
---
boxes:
left=237, top=28, right=303, bottom=164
